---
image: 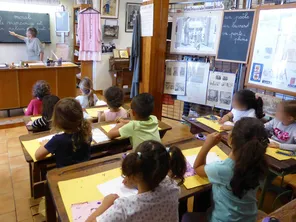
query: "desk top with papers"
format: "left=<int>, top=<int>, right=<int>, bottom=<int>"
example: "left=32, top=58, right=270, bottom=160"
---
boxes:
left=46, top=136, right=231, bottom=222
left=19, top=121, right=172, bottom=163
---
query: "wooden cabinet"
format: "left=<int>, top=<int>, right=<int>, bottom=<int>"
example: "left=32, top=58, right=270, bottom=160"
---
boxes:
left=109, top=58, right=133, bottom=100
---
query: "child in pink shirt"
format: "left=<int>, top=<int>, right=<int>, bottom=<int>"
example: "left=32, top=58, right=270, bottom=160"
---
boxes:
left=25, top=80, right=50, bottom=116
left=98, top=86, right=128, bottom=122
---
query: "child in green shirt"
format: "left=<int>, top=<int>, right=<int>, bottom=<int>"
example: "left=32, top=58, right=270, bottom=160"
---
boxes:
left=107, top=93, right=161, bottom=149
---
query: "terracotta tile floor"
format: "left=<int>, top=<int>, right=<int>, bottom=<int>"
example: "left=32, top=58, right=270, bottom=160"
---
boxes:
left=0, top=117, right=192, bottom=222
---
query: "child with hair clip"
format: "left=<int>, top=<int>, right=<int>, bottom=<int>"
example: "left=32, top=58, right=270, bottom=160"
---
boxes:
left=187, top=117, right=269, bottom=222
left=219, top=89, right=264, bottom=131
left=32, top=95, right=60, bottom=131
left=86, top=140, right=187, bottom=222
left=98, top=86, right=128, bottom=122
left=35, top=98, right=92, bottom=168
left=107, top=93, right=161, bottom=149
left=25, top=80, right=51, bottom=116
left=76, top=77, right=99, bottom=108
left=265, top=100, right=296, bottom=151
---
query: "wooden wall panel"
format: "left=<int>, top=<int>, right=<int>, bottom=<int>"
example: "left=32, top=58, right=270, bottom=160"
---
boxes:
left=56, top=68, right=77, bottom=98
left=0, top=70, right=19, bottom=109
left=140, top=0, right=169, bottom=119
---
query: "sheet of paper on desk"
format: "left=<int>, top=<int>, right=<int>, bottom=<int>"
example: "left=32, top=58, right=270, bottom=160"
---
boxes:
left=186, top=152, right=221, bottom=167
left=265, top=148, right=292, bottom=161
left=83, top=112, right=92, bottom=120
left=86, top=107, right=108, bottom=118
left=37, top=134, right=55, bottom=143
left=92, top=128, right=109, bottom=143
left=31, top=116, right=41, bottom=121
left=71, top=200, right=102, bottom=222
left=21, top=140, right=52, bottom=162
left=26, top=121, right=33, bottom=126
left=97, top=177, right=138, bottom=197
left=96, top=100, right=107, bottom=106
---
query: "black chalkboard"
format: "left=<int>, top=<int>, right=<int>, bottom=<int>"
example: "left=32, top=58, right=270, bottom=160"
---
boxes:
left=217, top=10, right=255, bottom=63
left=0, top=11, right=50, bottom=43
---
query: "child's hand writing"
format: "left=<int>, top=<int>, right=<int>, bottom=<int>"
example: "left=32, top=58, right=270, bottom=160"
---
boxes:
left=269, top=142, right=280, bottom=149
left=203, top=132, right=221, bottom=149
left=101, top=194, right=119, bottom=208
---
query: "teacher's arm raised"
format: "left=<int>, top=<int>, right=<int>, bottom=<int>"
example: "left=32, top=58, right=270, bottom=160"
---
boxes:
left=9, top=31, right=26, bottom=40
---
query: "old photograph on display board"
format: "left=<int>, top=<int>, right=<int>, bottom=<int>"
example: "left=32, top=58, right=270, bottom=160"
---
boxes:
left=170, top=11, right=223, bottom=55
left=177, top=62, right=210, bottom=105
left=101, top=0, right=119, bottom=19
left=256, top=93, right=282, bottom=117
left=206, top=71, right=236, bottom=110
left=247, top=7, right=296, bottom=96
left=125, top=3, right=141, bottom=32
left=164, top=61, right=187, bottom=96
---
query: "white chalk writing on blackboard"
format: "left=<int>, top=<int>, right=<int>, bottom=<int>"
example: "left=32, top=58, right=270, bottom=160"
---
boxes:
left=14, top=14, right=32, bottom=20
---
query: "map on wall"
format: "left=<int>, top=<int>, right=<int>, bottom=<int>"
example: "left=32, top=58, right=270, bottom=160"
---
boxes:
left=170, top=11, right=223, bottom=56
left=247, top=7, right=296, bottom=96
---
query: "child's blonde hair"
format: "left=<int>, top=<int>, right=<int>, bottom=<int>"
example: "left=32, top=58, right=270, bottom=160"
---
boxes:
left=79, top=77, right=95, bottom=107
left=52, top=98, right=92, bottom=152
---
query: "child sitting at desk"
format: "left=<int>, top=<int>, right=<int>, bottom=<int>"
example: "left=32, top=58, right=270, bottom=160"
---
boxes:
left=35, top=98, right=92, bottom=168
left=76, top=77, right=99, bottom=109
left=25, top=80, right=50, bottom=116
left=86, top=140, right=187, bottom=222
left=32, top=95, right=59, bottom=131
left=189, top=117, right=268, bottom=222
left=98, top=86, right=127, bottom=122
left=107, top=93, right=161, bottom=149
left=219, top=89, right=264, bottom=130
left=265, top=100, right=296, bottom=151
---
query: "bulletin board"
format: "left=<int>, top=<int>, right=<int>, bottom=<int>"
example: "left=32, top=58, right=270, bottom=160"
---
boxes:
left=245, top=4, right=296, bottom=96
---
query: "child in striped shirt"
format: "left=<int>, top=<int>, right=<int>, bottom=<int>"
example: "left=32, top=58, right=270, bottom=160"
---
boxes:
left=32, top=95, right=60, bottom=131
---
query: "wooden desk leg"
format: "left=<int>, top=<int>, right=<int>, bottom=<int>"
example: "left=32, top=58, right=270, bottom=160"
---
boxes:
left=29, top=163, right=33, bottom=197
left=45, top=182, right=56, bottom=222
left=258, top=171, right=277, bottom=210
left=33, top=163, right=42, bottom=197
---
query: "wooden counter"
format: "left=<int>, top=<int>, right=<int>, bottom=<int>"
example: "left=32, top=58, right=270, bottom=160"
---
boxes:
left=0, top=63, right=80, bottom=110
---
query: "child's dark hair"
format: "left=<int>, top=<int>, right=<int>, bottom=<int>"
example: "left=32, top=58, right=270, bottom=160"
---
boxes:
left=122, top=140, right=186, bottom=190
left=104, top=86, right=124, bottom=109
left=33, top=80, right=50, bottom=99
left=235, top=89, right=264, bottom=119
left=281, top=100, right=296, bottom=119
left=131, top=93, right=154, bottom=119
left=42, top=95, right=60, bottom=120
left=79, top=77, right=95, bottom=107
left=230, top=117, right=268, bottom=199
left=52, top=98, right=92, bottom=151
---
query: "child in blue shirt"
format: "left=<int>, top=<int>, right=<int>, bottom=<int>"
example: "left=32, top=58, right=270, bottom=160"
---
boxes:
left=192, top=117, right=269, bottom=222
left=35, top=98, right=92, bottom=168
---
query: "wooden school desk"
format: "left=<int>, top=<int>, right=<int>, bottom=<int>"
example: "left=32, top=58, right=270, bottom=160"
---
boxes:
left=45, top=136, right=231, bottom=222
left=183, top=116, right=296, bottom=209
left=19, top=121, right=172, bottom=198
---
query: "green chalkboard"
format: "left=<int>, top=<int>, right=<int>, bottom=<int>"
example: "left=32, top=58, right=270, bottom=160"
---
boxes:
left=0, top=11, right=50, bottom=43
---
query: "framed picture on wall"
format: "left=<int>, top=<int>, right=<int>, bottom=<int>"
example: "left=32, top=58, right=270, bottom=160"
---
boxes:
left=125, top=3, right=141, bottom=32
left=100, top=0, right=120, bottom=19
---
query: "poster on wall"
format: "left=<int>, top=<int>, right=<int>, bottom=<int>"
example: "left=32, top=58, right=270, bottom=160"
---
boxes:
left=206, top=71, right=236, bottom=110
left=164, top=61, right=187, bottom=96
left=177, top=62, right=210, bottom=105
left=247, top=7, right=296, bottom=96
left=100, top=0, right=119, bottom=19
left=170, top=11, right=223, bottom=56
left=125, top=3, right=141, bottom=32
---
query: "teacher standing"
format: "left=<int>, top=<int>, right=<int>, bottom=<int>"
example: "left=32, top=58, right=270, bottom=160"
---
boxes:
left=9, top=27, right=44, bottom=61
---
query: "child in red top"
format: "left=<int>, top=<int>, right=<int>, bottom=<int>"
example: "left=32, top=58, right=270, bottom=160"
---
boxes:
left=25, top=80, right=50, bottom=116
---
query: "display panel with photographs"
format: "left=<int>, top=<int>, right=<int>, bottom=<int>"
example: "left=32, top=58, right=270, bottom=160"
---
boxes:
left=125, top=3, right=141, bottom=32
left=206, top=71, right=236, bottom=110
left=164, top=61, right=187, bottom=96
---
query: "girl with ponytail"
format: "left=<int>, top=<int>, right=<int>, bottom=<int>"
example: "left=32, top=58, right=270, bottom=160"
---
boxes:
left=192, top=117, right=268, bottom=222
left=87, top=140, right=187, bottom=222
left=35, top=98, right=92, bottom=168
left=76, top=77, right=99, bottom=108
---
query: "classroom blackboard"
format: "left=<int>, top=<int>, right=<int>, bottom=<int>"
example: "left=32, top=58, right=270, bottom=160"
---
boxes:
left=0, top=11, right=50, bottom=43
left=216, top=10, right=255, bottom=63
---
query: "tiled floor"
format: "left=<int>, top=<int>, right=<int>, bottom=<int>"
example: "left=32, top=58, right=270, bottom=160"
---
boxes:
left=0, top=117, right=192, bottom=222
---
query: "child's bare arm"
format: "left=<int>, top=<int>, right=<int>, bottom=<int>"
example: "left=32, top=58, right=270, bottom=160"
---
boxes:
left=35, top=140, right=50, bottom=161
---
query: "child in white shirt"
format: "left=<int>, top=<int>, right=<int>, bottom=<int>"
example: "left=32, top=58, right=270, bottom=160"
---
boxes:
left=219, top=89, right=264, bottom=130
left=86, top=140, right=187, bottom=222
left=265, top=100, right=296, bottom=151
left=76, top=77, right=99, bottom=109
